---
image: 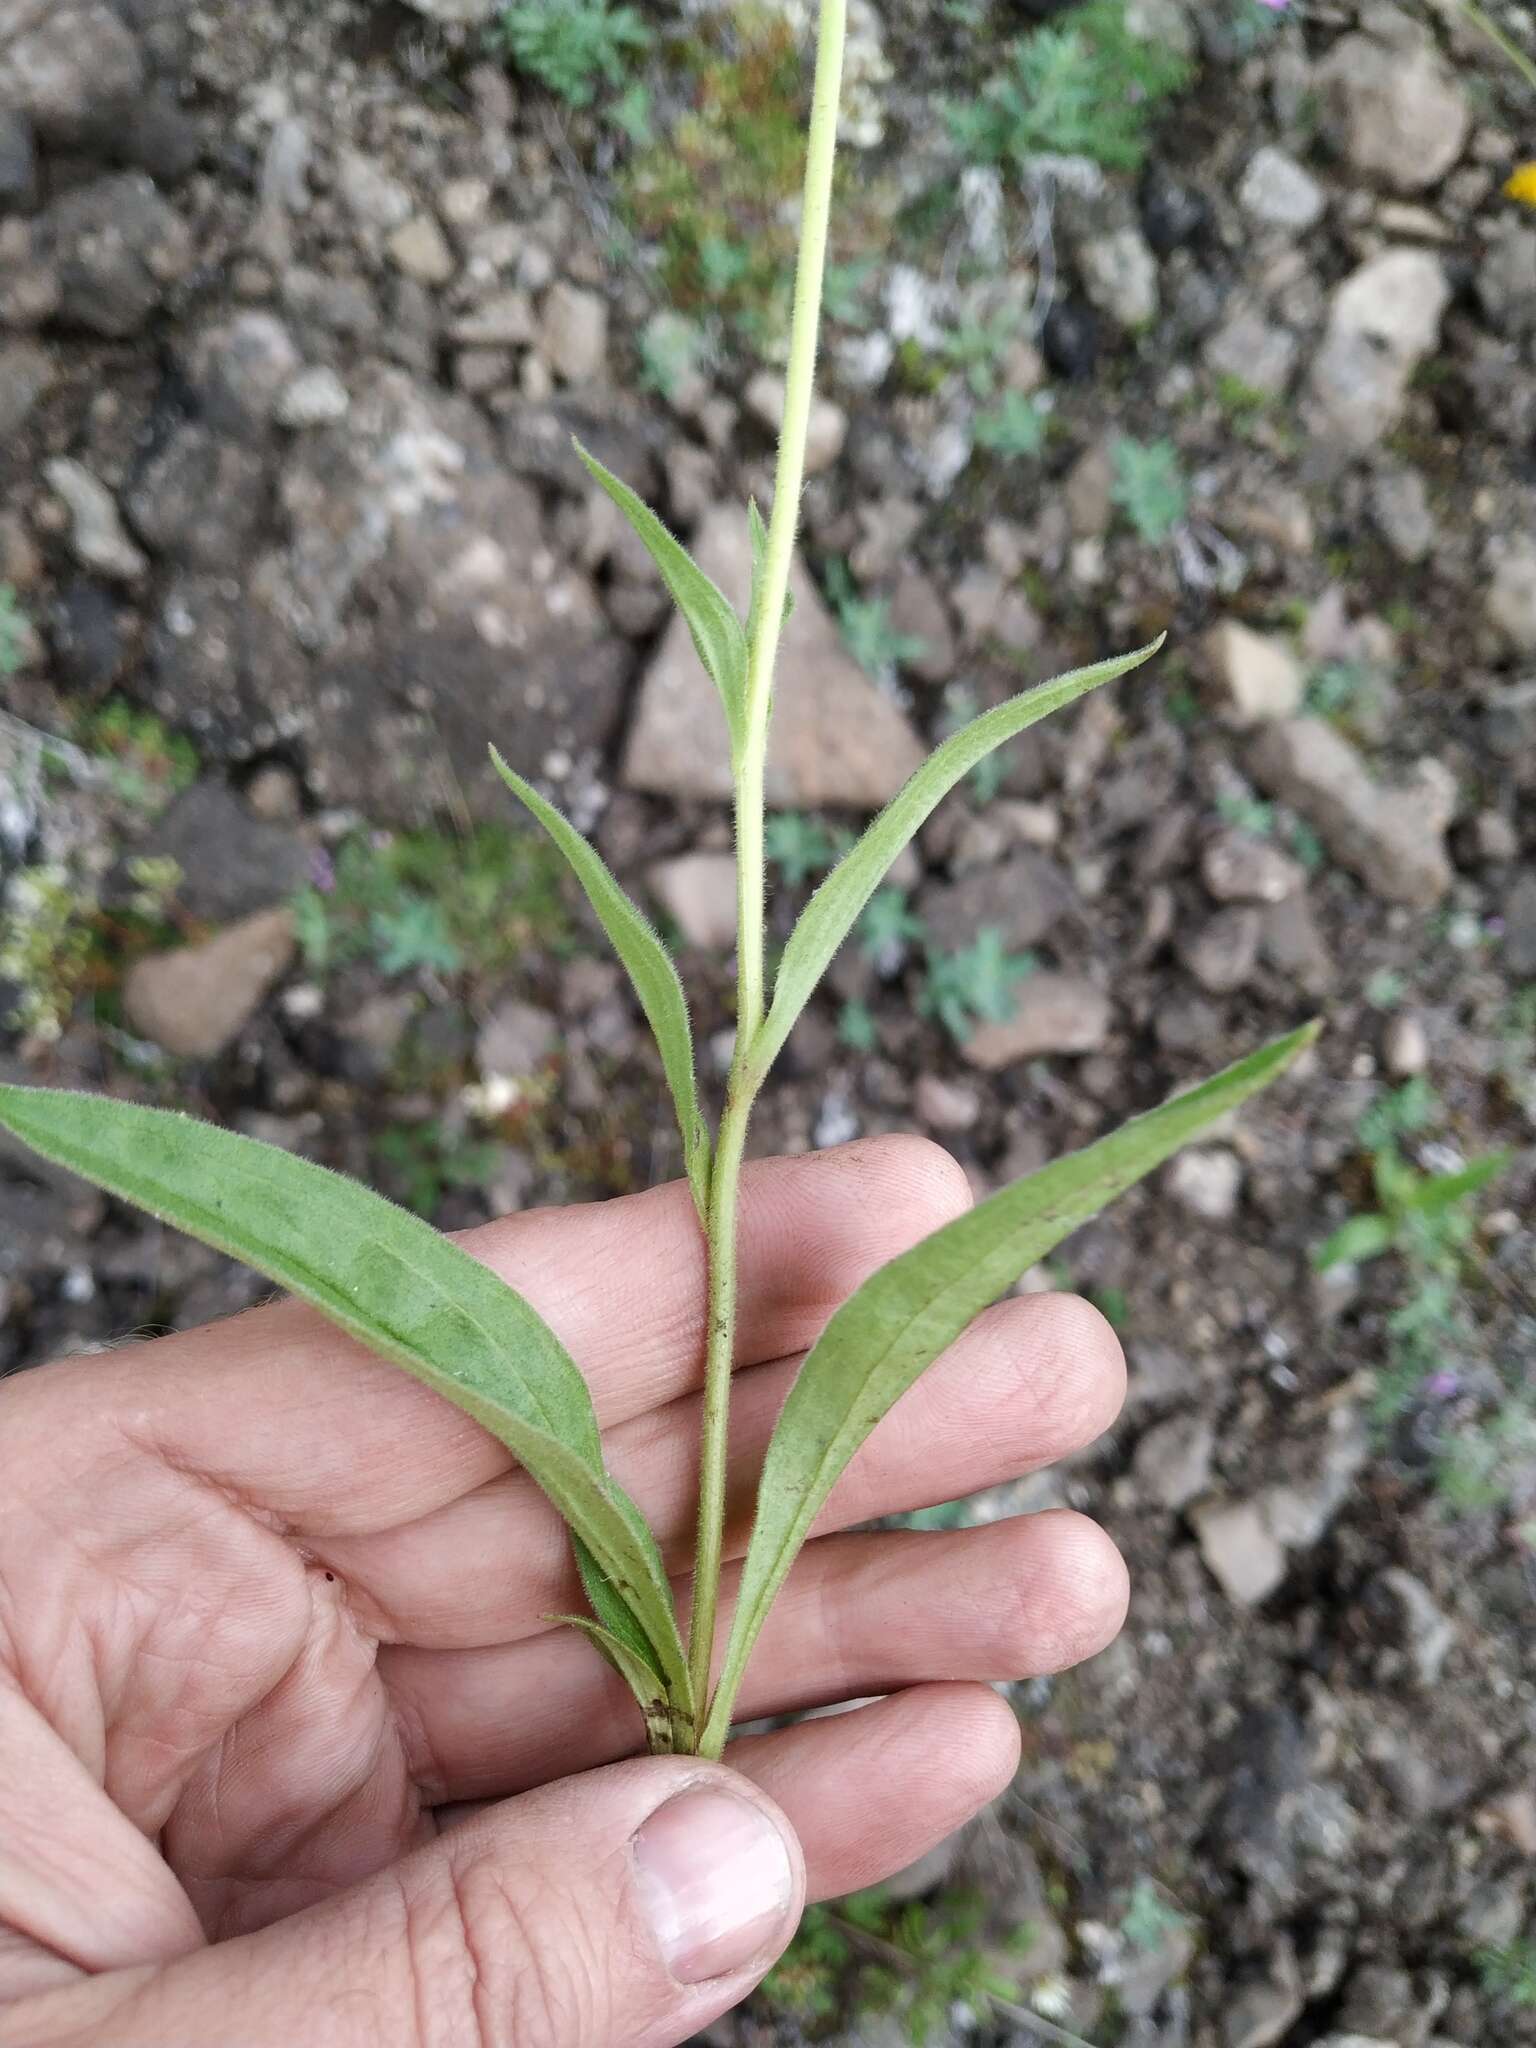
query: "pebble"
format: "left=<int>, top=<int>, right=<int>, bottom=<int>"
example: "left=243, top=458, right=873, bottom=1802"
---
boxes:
left=1247, top=719, right=1454, bottom=907
left=1382, top=1013, right=1429, bottom=1078
left=1202, top=621, right=1303, bottom=727
left=913, top=1074, right=980, bottom=1133
left=33, top=171, right=194, bottom=337
left=745, top=370, right=847, bottom=474
left=961, top=973, right=1112, bottom=1070
left=123, top=909, right=296, bottom=1059
left=1167, top=1147, right=1244, bottom=1222
left=450, top=290, right=537, bottom=348
left=1132, top=1411, right=1216, bottom=1512
left=44, top=458, right=147, bottom=584
left=1485, top=534, right=1536, bottom=654
left=1374, top=1567, right=1455, bottom=1689
left=1192, top=1496, right=1287, bottom=1606
left=538, top=281, right=608, bottom=385
left=1307, top=249, right=1450, bottom=450
left=1203, top=301, right=1300, bottom=400
left=1202, top=830, right=1303, bottom=905
left=1180, top=908, right=1263, bottom=993
left=648, top=852, right=738, bottom=950
left=1368, top=464, right=1435, bottom=564
left=1076, top=223, right=1159, bottom=331
left=275, top=365, right=350, bottom=427
left=1239, top=146, right=1326, bottom=232
left=0, top=339, right=55, bottom=438
left=476, top=1000, right=558, bottom=1078
left=1316, top=24, right=1470, bottom=193
left=387, top=214, right=456, bottom=287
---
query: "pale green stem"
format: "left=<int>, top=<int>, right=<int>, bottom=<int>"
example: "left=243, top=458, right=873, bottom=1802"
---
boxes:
left=1455, top=0, right=1536, bottom=94
left=685, top=0, right=848, bottom=1725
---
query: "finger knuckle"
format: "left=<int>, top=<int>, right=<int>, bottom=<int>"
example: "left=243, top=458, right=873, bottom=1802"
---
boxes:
left=401, top=1852, right=605, bottom=2048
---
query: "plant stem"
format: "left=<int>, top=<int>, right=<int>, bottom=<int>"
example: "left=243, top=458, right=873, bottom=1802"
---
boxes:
left=684, top=0, right=848, bottom=1734
left=1456, top=0, right=1536, bottom=94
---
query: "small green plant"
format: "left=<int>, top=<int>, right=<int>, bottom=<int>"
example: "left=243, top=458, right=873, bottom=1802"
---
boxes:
left=1111, top=436, right=1189, bottom=543
left=75, top=698, right=198, bottom=815
left=491, top=0, right=651, bottom=108
left=858, top=886, right=925, bottom=961
left=374, top=1121, right=502, bottom=1220
left=824, top=559, right=929, bottom=680
left=938, top=310, right=1019, bottom=399
left=0, top=4, right=1312, bottom=1762
left=1318, top=1081, right=1521, bottom=1515
left=0, top=584, right=30, bottom=677
left=292, top=824, right=573, bottom=981
left=1120, top=1876, right=1190, bottom=1954
left=1305, top=659, right=1374, bottom=719
left=837, top=996, right=880, bottom=1053
left=947, top=0, right=1194, bottom=174
left=637, top=310, right=706, bottom=401
left=975, top=391, right=1049, bottom=459
left=920, top=929, right=1038, bottom=1044
left=765, top=811, right=848, bottom=889
left=1477, top=1937, right=1536, bottom=2009
left=761, top=1887, right=1037, bottom=2046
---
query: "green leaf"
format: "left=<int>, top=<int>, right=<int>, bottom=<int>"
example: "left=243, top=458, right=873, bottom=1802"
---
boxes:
left=547, top=1615, right=677, bottom=1753
left=575, top=439, right=747, bottom=756
left=489, top=748, right=712, bottom=1220
left=1313, top=1210, right=1397, bottom=1272
left=749, top=642, right=1163, bottom=1084
left=701, top=1022, right=1318, bottom=1753
left=1404, top=1150, right=1515, bottom=1220
left=0, top=1084, right=692, bottom=1717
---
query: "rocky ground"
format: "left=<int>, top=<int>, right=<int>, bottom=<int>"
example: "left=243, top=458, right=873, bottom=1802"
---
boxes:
left=1, top=0, right=1534, bottom=2042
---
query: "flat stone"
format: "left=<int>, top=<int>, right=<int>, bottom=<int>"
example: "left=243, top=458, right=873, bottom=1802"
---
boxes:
left=450, top=289, right=536, bottom=348
left=961, top=972, right=1112, bottom=1070
left=275, top=365, right=350, bottom=428
left=622, top=505, right=924, bottom=808
left=387, top=214, right=456, bottom=287
left=1202, top=829, right=1303, bottom=904
left=0, top=339, right=55, bottom=438
left=1307, top=249, right=1450, bottom=450
left=1485, top=534, right=1536, bottom=653
left=1239, top=145, right=1326, bottom=231
left=34, top=172, right=194, bottom=338
left=123, top=909, right=296, bottom=1058
left=538, top=281, right=608, bottom=384
left=920, top=848, right=1075, bottom=953
left=1383, top=1012, right=1429, bottom=1077
left=0, top=0, right=143, bottom=145
left=1203, top=301, right=1299, bottom=399
left=1192, top=1497, right=1287, bottom=1606
left=913, top=1073, right=981, bottom=1133
left=1180, top=907, right=1262, bottom=993
left=1317, top=25, right=1470, bottom=193
left=1247, top=718, right=1453, bottom=906
left=1133, top=1411, right=1216, bottom=1511
left=1202, top=621, right=1303, bottom=726
left=475, top=999, right=558, bottom=1078
left=649, top=852, right=738, bottom=950
left=1368, top=464, right=1435, bottom=563
left=1167, top=1146, right=1244, bottom=1221
left=44, top=458, right=147, bottom=583
left=745, top=369, right=847, bottom=474
left=1076, top=223, right=1159, bottom=331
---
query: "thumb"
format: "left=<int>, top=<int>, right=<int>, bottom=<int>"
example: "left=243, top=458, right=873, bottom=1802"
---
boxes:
left=20, top=1759, right=805, bottom=2048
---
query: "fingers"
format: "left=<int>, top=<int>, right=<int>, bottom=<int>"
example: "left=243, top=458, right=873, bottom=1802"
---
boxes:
left=18, top=1135, right=971, bottom=1538
left=325, top=1290, right=1125, bottom=1649
left=0, top=1759, right=807, bottom=2048
left=383, top=1512, right=1128, bottom=1800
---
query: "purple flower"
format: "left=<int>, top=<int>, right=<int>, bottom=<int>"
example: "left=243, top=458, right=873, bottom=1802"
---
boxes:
left=1257, top=0, right=1289, bottom=9
left=308, top=848, right=336, bottom=894
left=1424, top=1370, right=1461, bottom=1401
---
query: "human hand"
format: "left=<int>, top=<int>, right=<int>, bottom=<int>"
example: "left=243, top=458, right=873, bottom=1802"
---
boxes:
left=0, top=1136, right=1127, bottom=2048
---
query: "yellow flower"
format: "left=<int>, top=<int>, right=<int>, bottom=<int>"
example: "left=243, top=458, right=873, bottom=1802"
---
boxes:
left=1506, top=162, right=1536, bottom=209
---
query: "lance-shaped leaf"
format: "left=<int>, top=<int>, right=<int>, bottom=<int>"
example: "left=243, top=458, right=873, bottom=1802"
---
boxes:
left=1403, top=1150, right=1514, bottom=1221
left=575, top=439, right=747, bottom=757
left=701, top=1022, right=1319, bottom=1753
left=747, top=640, right=1164, bottom=1085
left=490, top=748, right=712, bottom=1219
left=0, top=1084, right=692, bottom=1716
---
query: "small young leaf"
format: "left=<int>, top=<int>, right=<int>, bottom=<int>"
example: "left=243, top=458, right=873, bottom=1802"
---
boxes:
left=0, top=1084, right=693, bottom=1716
left=746, top=499, right=794, bottom=643
left=575, top=439, right=747, bottom=756
left=748, top=641, right=1163, bottom=1083
left=1403, top=1150, right=1514, bottom=1221
left=701, top=1022, right=1318, bottom=1753
left=1313, top=1210, right=1397, bottom=1272
left=490, top=748, right=712, bottom=1218
left=547, top=1615, right=677, bottom=1754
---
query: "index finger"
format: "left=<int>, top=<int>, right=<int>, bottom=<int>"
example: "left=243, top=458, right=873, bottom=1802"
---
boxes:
left=16, top=1135, right=970, bottom=1536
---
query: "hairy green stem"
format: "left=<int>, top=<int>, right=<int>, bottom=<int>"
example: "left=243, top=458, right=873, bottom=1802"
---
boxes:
left=685, top=0, right=848, bottom=1732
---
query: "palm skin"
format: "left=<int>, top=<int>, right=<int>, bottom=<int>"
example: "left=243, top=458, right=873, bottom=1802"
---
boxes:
left=0, top=1136, right=1127, bottom=2046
